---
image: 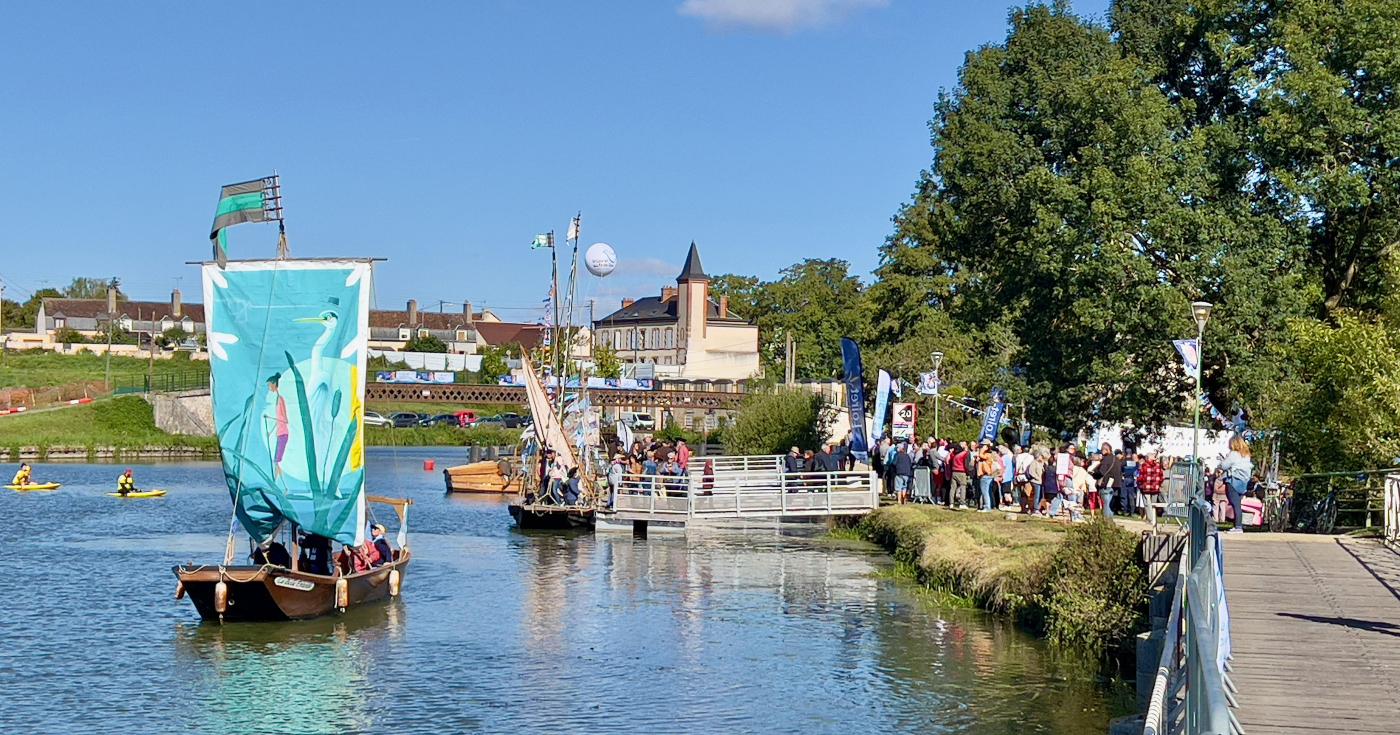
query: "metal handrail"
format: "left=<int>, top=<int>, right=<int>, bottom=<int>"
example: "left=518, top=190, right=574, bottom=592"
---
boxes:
left=610, top=468, right=878, bottom=518
left=1144, top=497, right=1241, bottom=735
left=1384, top=475, right=1399, bottom=549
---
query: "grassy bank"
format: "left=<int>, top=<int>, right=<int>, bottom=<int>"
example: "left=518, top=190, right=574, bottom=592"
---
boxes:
left=851, top=505, right=1147, bottom=656
left=365, top=425, right=519, bottom=447
left=0, top=396, right=218, bottom=458
left=1, top=350, right=208, bottom=389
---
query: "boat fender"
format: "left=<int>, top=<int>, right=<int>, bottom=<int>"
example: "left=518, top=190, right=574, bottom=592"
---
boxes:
left=214, top=581, right=229, bottom=614
left=388, top=569, right=401, bottom=597
left=175, top=581, right=186, bottom=600
left=335, top=578, right=349, bottom=611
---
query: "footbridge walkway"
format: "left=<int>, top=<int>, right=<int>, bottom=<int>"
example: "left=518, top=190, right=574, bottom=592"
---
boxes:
left=1141, top=475, right=1400, bottom=734
left=601, top=454, right=878, bottom=532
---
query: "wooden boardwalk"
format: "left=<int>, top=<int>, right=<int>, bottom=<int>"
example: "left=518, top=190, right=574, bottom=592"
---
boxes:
left=1225, top=535, right=1400, bottom=733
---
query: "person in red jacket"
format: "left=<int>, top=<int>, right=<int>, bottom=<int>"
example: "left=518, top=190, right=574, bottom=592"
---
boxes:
left=1137, top=449, right=1165, bottom=524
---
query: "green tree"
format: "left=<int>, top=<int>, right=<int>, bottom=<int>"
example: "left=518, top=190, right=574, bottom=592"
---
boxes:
left=592, top=343, right=622, bottom=379
left=707, top=273, right=761, bottom=319
left=722, top=388, right=833, bottom=456
left=476, top=345, right=510, bottom=383
left=64, top=277, right=122, bottom=300
left=403, top=333, right=448, bottom=353
left=874, top=4, right=1310, bottom=434
left=752, top=258, right=866, bottom=382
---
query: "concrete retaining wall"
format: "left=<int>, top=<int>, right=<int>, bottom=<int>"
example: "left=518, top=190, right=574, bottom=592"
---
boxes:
left=149, top=389, right=214, bottom=436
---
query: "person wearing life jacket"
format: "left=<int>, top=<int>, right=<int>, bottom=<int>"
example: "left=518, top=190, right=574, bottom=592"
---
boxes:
left=117, top=469, right=137, bottom=496
left=11, top=463, right=32, bottom=486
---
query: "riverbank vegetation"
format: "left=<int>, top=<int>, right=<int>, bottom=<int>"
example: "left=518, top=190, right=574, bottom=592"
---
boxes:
left=0, top=349, right=208, bottom=390
left=853, top=505, right=1146, bottom=656
left=0, top=396, right=218, bottom=459
left=364, top=425, right=518, bottom=447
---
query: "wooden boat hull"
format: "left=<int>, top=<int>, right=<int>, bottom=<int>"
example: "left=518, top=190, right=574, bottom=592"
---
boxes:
left=6, top=483, right=60, bottom=491
left=173, top=551, right=411, bottom=622
left=508, top=502, right=594, bottom=530
left=442, top=462, right=515, bottom=494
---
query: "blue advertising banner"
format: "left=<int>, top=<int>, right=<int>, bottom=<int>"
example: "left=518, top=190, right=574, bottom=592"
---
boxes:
left=978, top=388, right=1007, bottom=444
left=840, top=338, right=869, bottom=460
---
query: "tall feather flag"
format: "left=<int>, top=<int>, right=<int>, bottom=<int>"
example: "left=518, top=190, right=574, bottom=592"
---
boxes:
left=210, top=176, right=278, bottom=268
left=566, top=215, right=580, bottom=242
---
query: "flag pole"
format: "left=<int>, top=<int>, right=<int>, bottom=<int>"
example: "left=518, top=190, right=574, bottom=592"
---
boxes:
left=559, top=213, right=581, bottom=421
left=270, top=172, right=289, bottom=259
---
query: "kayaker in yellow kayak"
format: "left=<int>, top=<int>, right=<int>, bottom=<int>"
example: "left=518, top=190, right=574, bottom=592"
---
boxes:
left=117, top=469, right=137, bottom=496
left=11, top=463, right=32, bottom=487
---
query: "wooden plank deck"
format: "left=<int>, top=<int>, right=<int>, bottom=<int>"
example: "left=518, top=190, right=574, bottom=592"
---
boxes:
left=1225, top=535, right=1400, bottom=734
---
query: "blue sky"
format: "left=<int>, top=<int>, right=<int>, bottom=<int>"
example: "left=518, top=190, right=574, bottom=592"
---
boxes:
left=0, top=0, right=1108, bottom=322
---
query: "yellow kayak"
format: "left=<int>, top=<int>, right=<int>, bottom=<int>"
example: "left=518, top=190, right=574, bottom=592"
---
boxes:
left=107, top=489, right=168, bottom=498
left=6, top=482, right=60, bottom=491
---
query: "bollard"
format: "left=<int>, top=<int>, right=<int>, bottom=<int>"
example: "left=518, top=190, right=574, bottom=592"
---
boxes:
left=468, top=446, right=480, bottom=463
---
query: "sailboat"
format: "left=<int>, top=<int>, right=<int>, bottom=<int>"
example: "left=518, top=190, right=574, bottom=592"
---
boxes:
left=174, top=257, right=412, bottom=622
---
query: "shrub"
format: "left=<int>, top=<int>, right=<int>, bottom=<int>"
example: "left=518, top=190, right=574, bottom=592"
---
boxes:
left=1038, top=518, right=1148, bottom=652
left=723, top=388, right=833, bottom=455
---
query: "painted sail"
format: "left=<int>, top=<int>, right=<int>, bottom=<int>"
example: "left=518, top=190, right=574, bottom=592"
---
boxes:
left=202, top=259, right=372, bottom=546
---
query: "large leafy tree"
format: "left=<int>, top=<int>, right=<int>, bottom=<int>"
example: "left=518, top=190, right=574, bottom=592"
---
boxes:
left=751, top=258, right=866, bottom=382
left=875, top=3, right=1311, bottom=435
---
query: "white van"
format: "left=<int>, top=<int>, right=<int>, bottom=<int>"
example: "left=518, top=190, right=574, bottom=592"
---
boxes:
left=621, top=411, right=656, bottom=431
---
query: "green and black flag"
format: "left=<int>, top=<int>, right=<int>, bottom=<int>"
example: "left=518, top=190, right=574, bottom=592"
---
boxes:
left=210, top=177, right=277, bottom=267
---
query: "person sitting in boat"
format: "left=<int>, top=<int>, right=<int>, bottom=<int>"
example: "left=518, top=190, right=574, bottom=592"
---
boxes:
left=116, top=469, right=137, bottom=496
left=11, top=463, right=32, bottom=487
left=298, top=531, right=334, bottom=575
left=370, top=523, right=393, bottom=566
left=562, top=467, right=582, bottom=505
left=250, top=539, right=292, bottom=568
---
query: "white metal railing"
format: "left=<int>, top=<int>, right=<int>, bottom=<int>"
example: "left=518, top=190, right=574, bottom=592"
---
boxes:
left=1144, top=498, right=1242, bottom=735
left=609, top=468, right=878, bottom=518
left=702, top=454, right=785, bottom=474
left=1385, top=474, right=1400, bottom=550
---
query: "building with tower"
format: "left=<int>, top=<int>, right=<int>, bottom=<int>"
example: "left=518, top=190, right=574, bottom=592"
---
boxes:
left=592, top=242, right=760, bottom=382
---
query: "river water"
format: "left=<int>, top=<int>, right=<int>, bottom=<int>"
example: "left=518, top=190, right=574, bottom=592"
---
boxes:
left=1, top=448, right=1129, bottom=734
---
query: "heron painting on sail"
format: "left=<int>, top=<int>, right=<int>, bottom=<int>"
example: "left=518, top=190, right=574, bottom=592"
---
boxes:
left=201, top=259, right=372, bottom=547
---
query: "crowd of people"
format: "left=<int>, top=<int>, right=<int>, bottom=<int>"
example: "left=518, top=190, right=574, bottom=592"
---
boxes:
left=867, top=434, right=1254, bottom=528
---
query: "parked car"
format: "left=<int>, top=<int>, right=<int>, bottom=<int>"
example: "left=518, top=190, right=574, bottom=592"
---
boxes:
left=389, top=412, right=422, bottom=428
left=419, top=413, right=464, bottom=428
left=621, top=411, right=655, bottom=431
left=498, top=412, right=527, bottom=429
left=474, top=415, right=506, bottom=429
left=364, top=411, right=391, bottom=428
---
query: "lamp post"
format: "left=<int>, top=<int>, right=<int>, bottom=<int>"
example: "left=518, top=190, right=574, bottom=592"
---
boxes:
left=1190, top=300, right=1212, bottom=500
left=931, top=351, right=944, bottom=439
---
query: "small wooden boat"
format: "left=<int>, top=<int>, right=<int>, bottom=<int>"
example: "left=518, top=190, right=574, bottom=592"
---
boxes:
left=175, top=254, right=413, bottom=624
left=175, top=525, right=411, bottom=622
left=107, top=489, right=168, bottom=498
left=443, top=459, right=518, bottom=493
left=6, top=482, right=60, bottom=491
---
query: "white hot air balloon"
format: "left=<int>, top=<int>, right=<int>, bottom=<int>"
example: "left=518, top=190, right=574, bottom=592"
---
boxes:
left=584, top=242, right=617, bottom=278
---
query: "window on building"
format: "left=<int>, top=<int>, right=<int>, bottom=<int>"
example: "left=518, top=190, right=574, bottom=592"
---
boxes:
left=54, top=318, right=65, bottom=329
left=181, top=317, right=194, bottom=331
left=455, top=329, right=469, bottom=341
left=639, top=330, right=647, bottom=349
left=160, top=318, right=173, bottom=332
left=663, top=356, right=672, bottom=365
left=398, top=328, right=410, bottom=341
left=665, top=327, right=674, bottom=348
left=650, top=328, right=660, bottom=348
left=418, top=328, right=430, bottom=338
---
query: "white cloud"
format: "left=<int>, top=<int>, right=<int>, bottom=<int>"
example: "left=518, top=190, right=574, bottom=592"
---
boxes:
left=677, top=0, right=888, bottom=33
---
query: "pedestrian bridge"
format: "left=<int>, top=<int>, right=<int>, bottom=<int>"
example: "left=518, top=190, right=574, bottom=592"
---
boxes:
left=600, top=454, right=879, bottom=532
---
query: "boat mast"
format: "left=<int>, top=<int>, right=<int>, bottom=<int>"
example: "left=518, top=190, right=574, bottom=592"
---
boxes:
left=559, top=212, right=581, bottom=421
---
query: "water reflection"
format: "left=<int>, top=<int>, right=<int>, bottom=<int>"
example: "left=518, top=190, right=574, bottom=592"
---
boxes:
left=0, top=450, right=1128, bottom=734
left=173, top=603, right=405, bottom=734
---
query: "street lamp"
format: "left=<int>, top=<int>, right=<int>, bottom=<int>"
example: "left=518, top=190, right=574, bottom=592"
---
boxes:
left=931, top=351, right=944, bottom=439
left=1190, top=301, right=1212, bottom=500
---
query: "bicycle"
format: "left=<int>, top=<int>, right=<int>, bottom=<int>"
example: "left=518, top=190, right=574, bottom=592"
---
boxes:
left=1269, top=483, right=1339, bottom=534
